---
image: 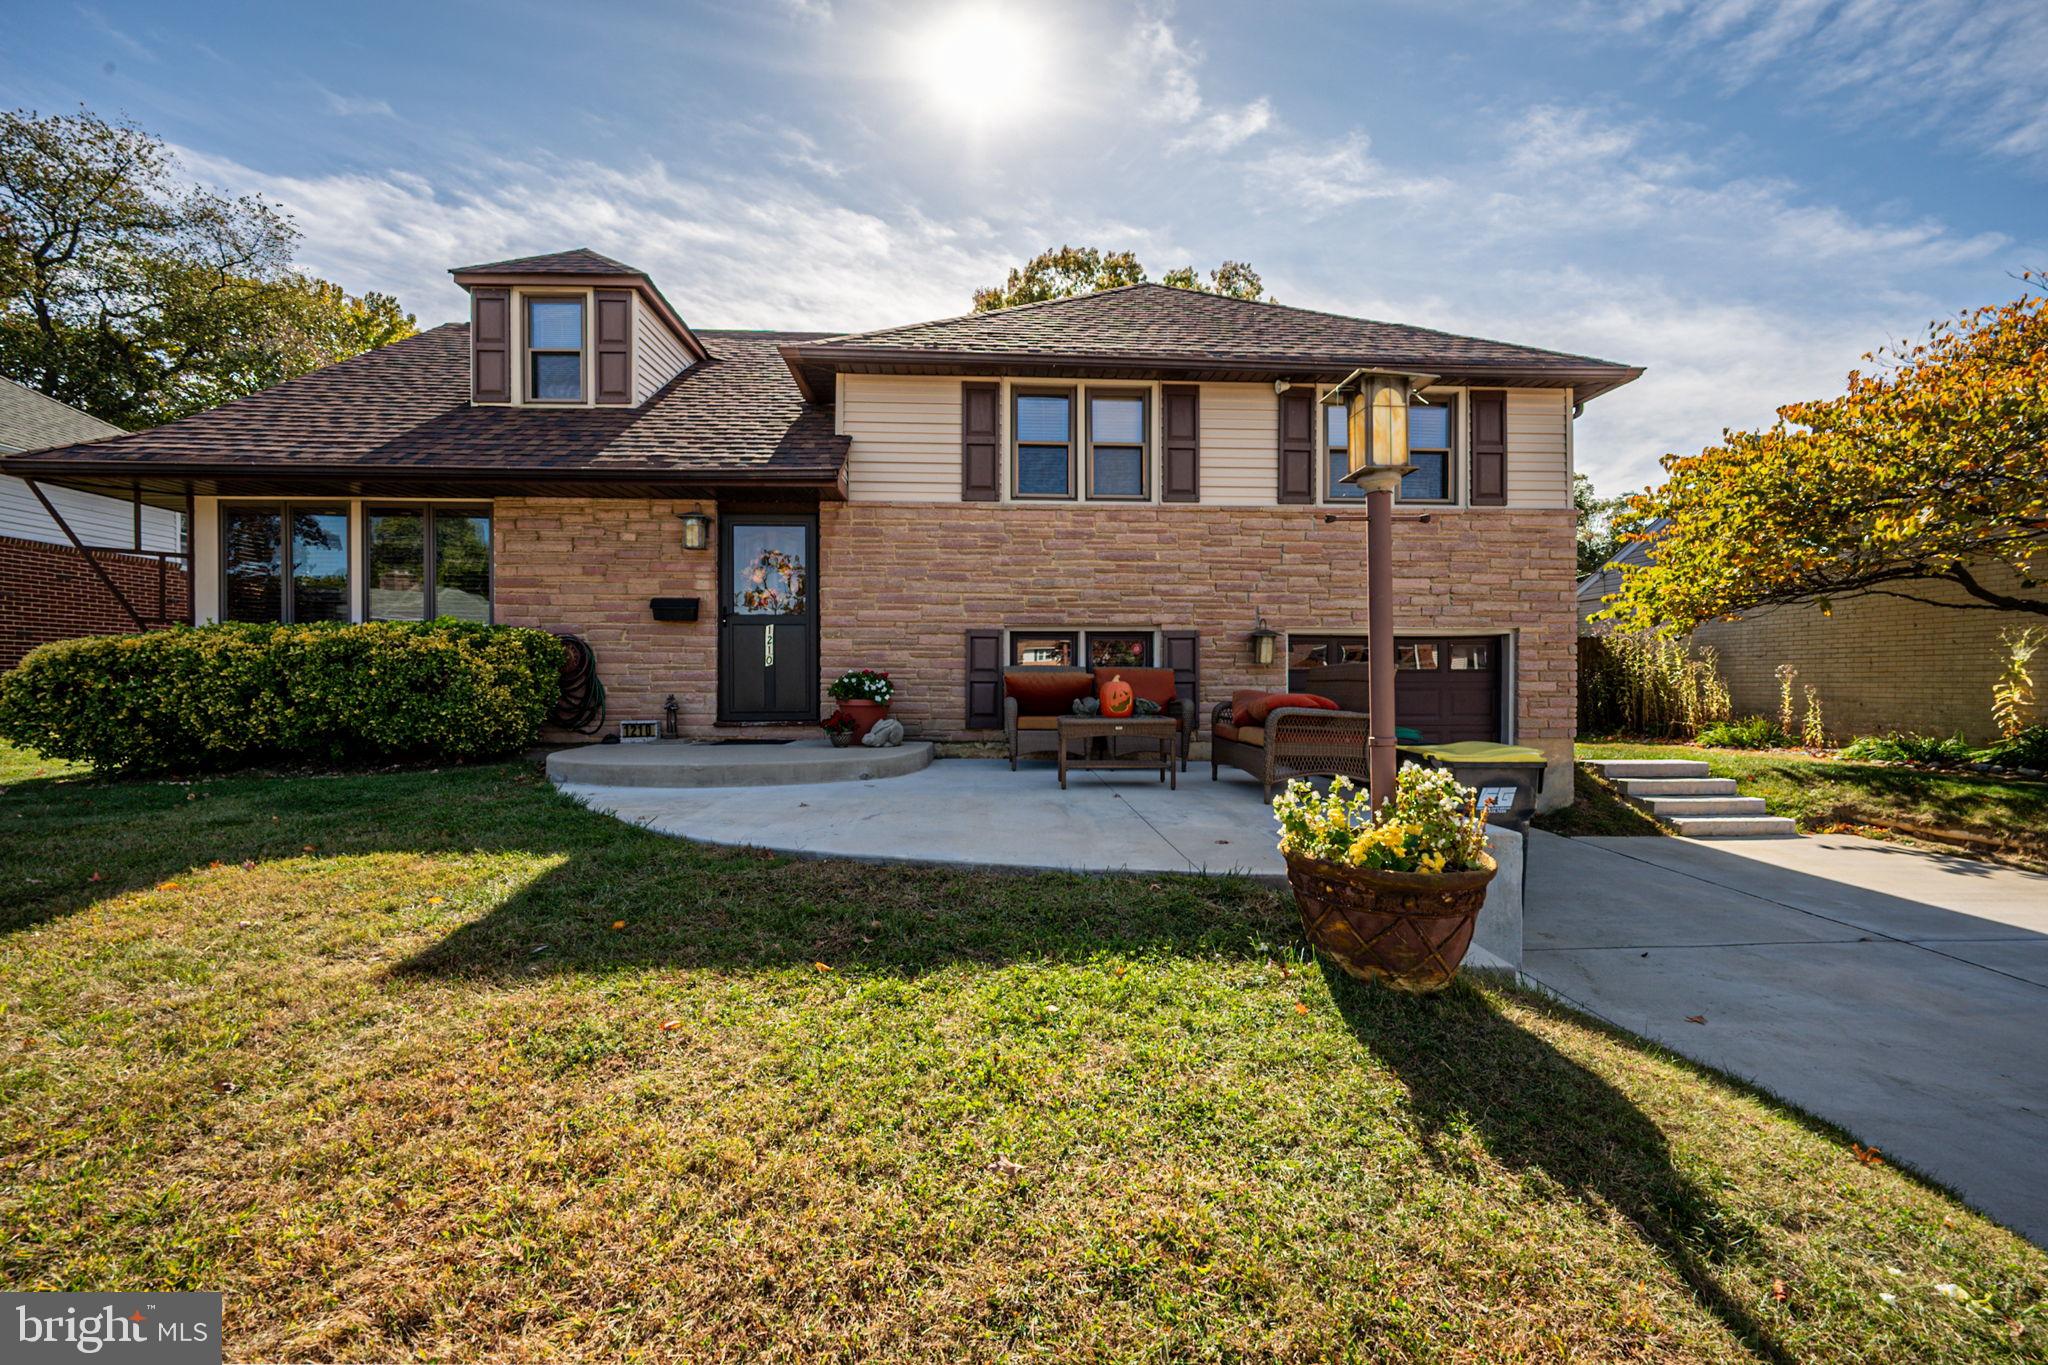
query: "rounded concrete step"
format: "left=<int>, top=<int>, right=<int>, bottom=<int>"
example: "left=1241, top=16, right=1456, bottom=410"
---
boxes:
left=1638, top=795, right=1768, bottom=818
left=1665, top=814, right=1800, bottom=837
left=1614, top=776, right=1739, bottom=797
left=1586, top=758, right=1712, bottom=779
left=548, top=737, right=934, bottom=788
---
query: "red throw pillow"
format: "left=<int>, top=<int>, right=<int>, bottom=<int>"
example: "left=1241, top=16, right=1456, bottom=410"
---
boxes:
left=1239, top=692, right=1341, bottom=726
left=1004, top=670, right=1095, bottom=717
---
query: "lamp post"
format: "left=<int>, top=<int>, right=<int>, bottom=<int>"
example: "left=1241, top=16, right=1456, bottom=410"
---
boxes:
left=1323, top=368, right=1435, bottom=813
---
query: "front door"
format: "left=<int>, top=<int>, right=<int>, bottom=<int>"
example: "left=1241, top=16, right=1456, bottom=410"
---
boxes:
left=718, top=515, right=817, bottom=722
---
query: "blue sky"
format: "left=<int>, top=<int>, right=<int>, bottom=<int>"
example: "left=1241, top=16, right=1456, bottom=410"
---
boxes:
left=8, top=0, right=2045, bottom=493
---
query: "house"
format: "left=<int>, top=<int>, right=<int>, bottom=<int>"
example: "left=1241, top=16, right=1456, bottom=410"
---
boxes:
left=0, top=377, right=186, bottom=666
left=0, top=248, right=1642, bottom=808
left=1574, top=523, right=1660, bottom=632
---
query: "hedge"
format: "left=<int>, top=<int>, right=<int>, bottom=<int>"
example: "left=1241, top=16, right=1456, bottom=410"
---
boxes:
left=0, top=620, right=566, bottom=774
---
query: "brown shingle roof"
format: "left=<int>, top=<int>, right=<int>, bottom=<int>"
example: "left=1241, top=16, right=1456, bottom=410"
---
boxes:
left=1, top=325, right=847, bottom=483
left=449, top=247, right=644, bottom=277
left=785, top=283, right=1641, bottom=401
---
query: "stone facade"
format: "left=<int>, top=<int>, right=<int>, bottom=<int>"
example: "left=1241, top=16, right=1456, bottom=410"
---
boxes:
left=0, top=535, right=191, bottom=668
left=494, top=497, right=1579, bottom=807
left=1690, top=562, right=2046, bottom=743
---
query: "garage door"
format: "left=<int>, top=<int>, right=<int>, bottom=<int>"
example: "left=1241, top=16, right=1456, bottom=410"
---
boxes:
left=1288, top=635, right=1503, bottom=743
left=1395, top=638, right=1501, bottom=742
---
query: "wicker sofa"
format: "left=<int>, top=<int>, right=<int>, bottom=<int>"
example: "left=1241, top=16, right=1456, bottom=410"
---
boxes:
left=1210, top=690, right=1370, bottom=799
left=1003, top=667, right=1192, bottom=770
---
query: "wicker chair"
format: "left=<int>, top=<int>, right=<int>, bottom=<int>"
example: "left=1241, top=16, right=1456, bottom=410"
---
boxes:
left=1210, top=699, right=1370, bottom=800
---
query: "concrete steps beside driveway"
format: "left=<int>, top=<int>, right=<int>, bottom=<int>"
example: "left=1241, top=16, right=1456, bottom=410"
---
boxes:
left=1585, top=757, right=1798, bottom=838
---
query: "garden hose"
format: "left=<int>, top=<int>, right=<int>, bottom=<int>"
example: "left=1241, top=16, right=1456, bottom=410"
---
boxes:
left=549, top=633, right=608, bottom=735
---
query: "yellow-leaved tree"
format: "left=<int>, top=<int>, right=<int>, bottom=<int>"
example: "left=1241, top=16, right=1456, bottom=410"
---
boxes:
left=1601, top=276, right=2048, bottom=632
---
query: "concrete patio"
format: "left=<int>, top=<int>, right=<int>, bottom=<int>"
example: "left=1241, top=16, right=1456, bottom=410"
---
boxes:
left=1523, top=829, right=2048, bottom=1246
left=555, top=755, right=1523, bottom=970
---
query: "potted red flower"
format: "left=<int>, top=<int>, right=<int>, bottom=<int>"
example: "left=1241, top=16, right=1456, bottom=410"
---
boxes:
left=821, top=709, right=857, bottom=747
left=827, top=669, right=895, bottom=743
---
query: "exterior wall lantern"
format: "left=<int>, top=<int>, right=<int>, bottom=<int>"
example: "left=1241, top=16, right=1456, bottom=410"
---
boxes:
left=678, top=511, right=712, bottom=551
left=1249, top=609, right=1280, bottom=668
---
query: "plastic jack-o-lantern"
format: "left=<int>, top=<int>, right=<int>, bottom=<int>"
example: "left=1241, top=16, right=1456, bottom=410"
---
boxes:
left=1099, top=674, right=1135, bottom=718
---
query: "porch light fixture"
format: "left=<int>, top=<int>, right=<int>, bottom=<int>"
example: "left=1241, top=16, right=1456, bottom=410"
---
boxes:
left=1249, top=609, right=1280, bottom=668
left=1321, top=368, right=1438, bottom=487
left=678, top=511, right=712, bottom=551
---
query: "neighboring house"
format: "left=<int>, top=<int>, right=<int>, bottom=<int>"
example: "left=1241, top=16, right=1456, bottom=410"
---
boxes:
left=0, top=377, right=187, bottom=666
left=0, top=248, right=1643, bottom=807
left=1579, top=523, right=2044, bottom=741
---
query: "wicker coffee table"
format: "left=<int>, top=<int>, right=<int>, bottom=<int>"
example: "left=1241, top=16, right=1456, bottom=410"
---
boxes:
left=1055, top=715, right=1178, bottom=790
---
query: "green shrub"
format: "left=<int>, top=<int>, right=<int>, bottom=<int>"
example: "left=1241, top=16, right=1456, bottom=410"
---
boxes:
left=1979, top=724, right=2048, bottom=771
left=1839, top=732, right=1974, bottom=766
left=1694, top=716, right=1788, bottom=750
left=0, top=620, right=565, bottom=774
left=1578, top=634, right=1733, bottom=738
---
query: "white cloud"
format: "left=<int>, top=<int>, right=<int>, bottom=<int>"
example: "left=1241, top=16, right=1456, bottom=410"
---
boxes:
left=76, top=4, right=154, bottom=62
left=1170, top=97, right=1273, bottom=154
left=1245, top=132, right=1443, bottom=212
left=319, top=89, right=396, bottom=118
left=1127, top=5, right=1273, bottom=154
left=1534, top=0, right=2048, bottom=171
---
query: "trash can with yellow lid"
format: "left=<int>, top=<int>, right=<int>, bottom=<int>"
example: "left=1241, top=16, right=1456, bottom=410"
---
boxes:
left=1395, top=741, right=1548, bottom=829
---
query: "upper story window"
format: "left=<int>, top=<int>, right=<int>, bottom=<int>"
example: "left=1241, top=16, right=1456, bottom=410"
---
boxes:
left=526, top=297, right=585, bottom=402
left=1013, top=390, right=1075, bottom=498
left=1086, top=392, right=1148, bottom=499
left=1401, top=395, right=1456, bottom=502
left=1325, top=404, right=1362, bottom=501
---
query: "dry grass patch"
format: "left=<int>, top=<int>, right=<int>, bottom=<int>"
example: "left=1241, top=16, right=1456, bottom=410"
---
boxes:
left=1, top=745, right=2042, bottom=1362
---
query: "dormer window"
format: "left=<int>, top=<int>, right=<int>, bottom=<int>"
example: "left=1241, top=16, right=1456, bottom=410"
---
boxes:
left=526, top=297, right=585, bottom=402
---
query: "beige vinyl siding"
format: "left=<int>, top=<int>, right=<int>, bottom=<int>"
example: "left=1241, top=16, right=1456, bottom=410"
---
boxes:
left=1196, top=382, right=1279, bottom=505
left=632, top=294, right=691, bottom=404
left=1505, top=389, right=1570, bottom=509
left=843, top=374, right=970, bottom=501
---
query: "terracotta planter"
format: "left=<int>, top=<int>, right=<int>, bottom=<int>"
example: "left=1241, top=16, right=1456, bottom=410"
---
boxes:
left=1285, top=851, right=1497, bottom=994
left=837, top=699, right=889, bottom=743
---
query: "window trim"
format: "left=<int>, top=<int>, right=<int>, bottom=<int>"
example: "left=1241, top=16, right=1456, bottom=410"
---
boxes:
left=1010, top=385, right=1079, bottom=501
left=1322, top=399, right=1363, bottom=503
left=1397, top=390, right=1459, bottom=506
left=523, top=292, right=588, bottom=405
left=1084, top=387, right=1151, bottom=501
left=364, top=504, right=494, bottom=624
left=218, top=501, right=352, bottom=625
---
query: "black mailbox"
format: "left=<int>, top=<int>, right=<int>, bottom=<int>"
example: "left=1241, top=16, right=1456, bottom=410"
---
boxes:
left=649, top=597, right=700, bottom=622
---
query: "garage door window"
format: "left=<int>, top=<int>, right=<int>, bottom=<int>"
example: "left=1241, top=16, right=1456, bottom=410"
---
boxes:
left=1397, top=642, right=1439, bottom=670
left=1450, top=641, right=1490, bottom=671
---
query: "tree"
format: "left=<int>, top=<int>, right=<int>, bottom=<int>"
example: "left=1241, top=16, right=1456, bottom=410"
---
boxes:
left=973, top=245, right=1266, bottom=312
left=0, top=105, right=416, bottom=429
left=1602, top=276, right=2048, bottom=631
left=1574, top=472, right=1625, bottom=578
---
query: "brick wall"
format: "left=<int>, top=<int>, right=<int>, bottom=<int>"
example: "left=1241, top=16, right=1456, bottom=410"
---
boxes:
left=494, top=498, right=1580, bottom=805
left=0, top=535, right=191, bottom=668
left=1691, top=562, right=2046, bottom=743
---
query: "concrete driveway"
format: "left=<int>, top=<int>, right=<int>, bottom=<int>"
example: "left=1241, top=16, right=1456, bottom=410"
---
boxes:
left=1523, top=830, right=2048, bottom=1245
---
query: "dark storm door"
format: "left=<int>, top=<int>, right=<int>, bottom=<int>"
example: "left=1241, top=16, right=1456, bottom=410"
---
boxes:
left=718, top=514, right=818, bottom=722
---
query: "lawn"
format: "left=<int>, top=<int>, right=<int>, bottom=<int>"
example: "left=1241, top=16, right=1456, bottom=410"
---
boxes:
left=2, top=743, right=2043, bottom=1362
left=1569, top=741, right=2048, bottom=856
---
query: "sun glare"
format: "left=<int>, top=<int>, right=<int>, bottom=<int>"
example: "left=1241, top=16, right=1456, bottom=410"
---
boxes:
left=904, top=4, right=1045, bottom=130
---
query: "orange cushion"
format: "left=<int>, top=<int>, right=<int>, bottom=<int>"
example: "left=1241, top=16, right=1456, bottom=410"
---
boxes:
left=1235, top=692, right=1341, bottom=726
left=1014, top=715, right=1061, bottom=731
left=1094, top=666, right=1177, bottom=708
left=1005, top=670, right=1095, bottom=717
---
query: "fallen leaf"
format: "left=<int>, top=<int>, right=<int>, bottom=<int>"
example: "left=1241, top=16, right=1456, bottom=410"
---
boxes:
left=302, top=844, right=316, bottom=853
left=1295, top=1002, right=1310, bottom=1015
left=214, top=1079, right=238, bottom=1094
left=157, top=880, right=180, bottom=891
left=1851, top=1142, right=1884, bottom=1166
left=1771, top=1279, right=1788, bottom=1302
left=240, top=860, right=255, bottom=872
left=425, top=895, right=445, bottom=906
left=1685, top=1015, right=1707, bottom=1024
left=611, top=919, right=626, bottom=930
left=986, top=1155, right=1026, bottom=1177
left=813, top=961, right=832, bottom=973
left=659, top=1019, right=683, bottom=1032
left=87, top=872, right=101, bottom=883
left=208, top=860, right=223, bottom=869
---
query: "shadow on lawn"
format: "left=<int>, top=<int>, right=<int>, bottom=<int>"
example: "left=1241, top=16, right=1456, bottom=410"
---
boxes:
left=1325, top=968, right=1794, bottom=1365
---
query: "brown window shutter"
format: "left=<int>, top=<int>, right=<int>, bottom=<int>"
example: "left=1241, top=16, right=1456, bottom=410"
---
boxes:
left=965, top=629, right=1003, bottom=729
left=1161, top=384, right=1200, bottom=502
left=471, top=288, right=510, bottom=403
left=1163, top=630, right=1200, bottom=732
left=961, top=382, right=1000, bottom=501
left=1469, top=389, right=1507, bottom=505
left=594, top=288, right=633, bottom=405
left=1277, top=387, right=1315, bottom=503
